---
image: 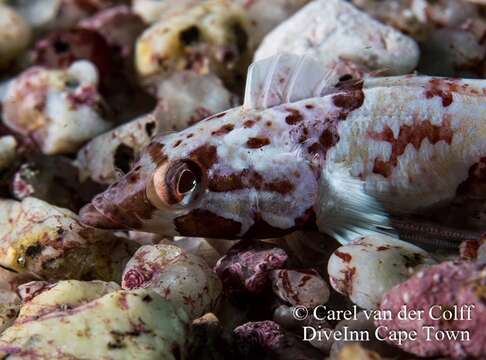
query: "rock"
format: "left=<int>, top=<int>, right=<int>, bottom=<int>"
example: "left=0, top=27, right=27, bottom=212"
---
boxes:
left=353, top=0, right=485, bottom=78
left=153, top=71, right=239, bottom=126
left=328, top=234, right=436, bottom=309
left=0, top=288, right=189, bottom=359
left=273, top=304, right=331, bottom=331
left=16, top=280, right=119, bottom=321
left=187, top=313, right=232, bottom=360
left=121, top=244, right=222, bottom=319
left=31, top=26, right=153, bottom=124
left=2, top=61, right=112, bottom=155
left=330, top=311, right=400, bottom=357
left=132, top=0, right=197, bottom=24
left=255, top=0, right=419, bottom=77
left=418, top=27, right=485, bottom=78
left=214, top=240, right=288, bottom=295
left=232, top=0, right=311, bottom=44
left=7, top=0, right=120, bottom=32
left=272, top=304, right=333, bottom=353
left=334, top=344, right=385, bottom=360
left=0, top=4, right=31, bottom=70
left=233, top=320, right=323, bottom=359
left=172, top=237, right=223, bottom=268
left=32, top=28, right=114, bottom=78
left=135, top=0, right=252, bottom=93
left=0, top=197, right=138, bottom=281
left=0, top=136, right=17, bottom=171
left=376, top=260, right=486, bottom=359
left=285, top=231, right=341, bottom=268
left=352, top=0, right=478, bottom=36
left=132, top=0, right=310, bottom=47
left=0, top=268, right=36, bottom=292
left=11, top=154, right=103, bottom=212
left=0, top=290, right=20, bottom=333
left=79, top=5, right=145, bottom=60
left=459, top=239, right=482, bottom=261
left=270, top=268, right=330, bottom=307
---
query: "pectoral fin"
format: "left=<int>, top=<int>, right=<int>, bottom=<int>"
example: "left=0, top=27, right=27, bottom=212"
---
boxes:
left=317, top=163, right=396, bottom=244
left=317, top=164, right=480, bottom=249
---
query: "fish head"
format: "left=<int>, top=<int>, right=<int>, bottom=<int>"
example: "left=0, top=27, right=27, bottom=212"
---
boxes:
left=80, top=105, right=320, bottom=239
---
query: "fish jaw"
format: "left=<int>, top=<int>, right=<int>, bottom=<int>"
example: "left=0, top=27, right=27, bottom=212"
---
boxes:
left=78, top=203, right=123, bottom=230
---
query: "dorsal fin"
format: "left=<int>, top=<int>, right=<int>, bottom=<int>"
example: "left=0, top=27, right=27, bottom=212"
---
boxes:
left=243, top=53, right=339, bottom=110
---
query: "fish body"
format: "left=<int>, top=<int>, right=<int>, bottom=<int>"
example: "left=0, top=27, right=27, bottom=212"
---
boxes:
left=80, top=54, right=486, bottom=244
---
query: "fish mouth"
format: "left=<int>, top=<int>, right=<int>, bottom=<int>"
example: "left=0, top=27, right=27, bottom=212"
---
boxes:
left=79, top=203, right=128, bottom=230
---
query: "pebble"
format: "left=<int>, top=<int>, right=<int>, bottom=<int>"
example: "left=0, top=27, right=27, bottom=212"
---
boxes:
left=255, top=0, right=419, bottom=77
left=328, top=234, right=436, bottom=309
left=122, top=244, right=222, bottom=319
left=0, top=288, right=189, bottom=359
left=214, top=240, right=288, bottom=295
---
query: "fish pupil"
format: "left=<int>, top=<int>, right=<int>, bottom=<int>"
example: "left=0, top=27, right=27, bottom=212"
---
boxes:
left=177, top=169, right=197, bottom=194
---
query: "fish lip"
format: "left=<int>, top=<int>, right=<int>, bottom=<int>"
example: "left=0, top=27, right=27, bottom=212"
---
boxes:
left=79, top=203, right=128, bottom=230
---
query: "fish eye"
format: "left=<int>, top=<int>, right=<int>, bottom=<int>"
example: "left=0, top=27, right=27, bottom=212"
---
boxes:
left=147, top=160, right=203, bottom=209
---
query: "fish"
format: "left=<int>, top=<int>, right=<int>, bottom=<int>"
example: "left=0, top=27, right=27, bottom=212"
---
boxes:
left=80, top=53, right=486, bottom=247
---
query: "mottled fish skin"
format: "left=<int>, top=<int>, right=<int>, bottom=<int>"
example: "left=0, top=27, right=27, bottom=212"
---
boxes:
left=80, top=76, right=486, bottom=241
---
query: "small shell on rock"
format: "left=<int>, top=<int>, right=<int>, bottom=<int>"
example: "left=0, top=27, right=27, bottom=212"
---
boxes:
left=121, top=244, right=222, bottom=320
left=328, top=234, right=436, bottom=309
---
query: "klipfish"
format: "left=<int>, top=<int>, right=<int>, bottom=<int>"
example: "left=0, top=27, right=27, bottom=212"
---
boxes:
left=80, top=53, right=486, bottom=247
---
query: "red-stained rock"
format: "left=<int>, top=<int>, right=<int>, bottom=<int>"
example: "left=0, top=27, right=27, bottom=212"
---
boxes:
left=79, top=5, right=145, bottom=59
left=214, top=240, right=288, bottom=295
left=33, top=28, right=114, bottom=78
left=459, top=239, right=481, bottom=261
left=376, top=261, right=486, bottom=359
left=269, top=269, right=330, bottom=307
left=233, top=320, right=322, bottom=360
left=121, top=244, right=222, bottom=320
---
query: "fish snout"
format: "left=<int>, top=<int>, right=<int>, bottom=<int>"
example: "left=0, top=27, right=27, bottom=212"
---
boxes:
left=79, top=203, right=127, bottom=229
